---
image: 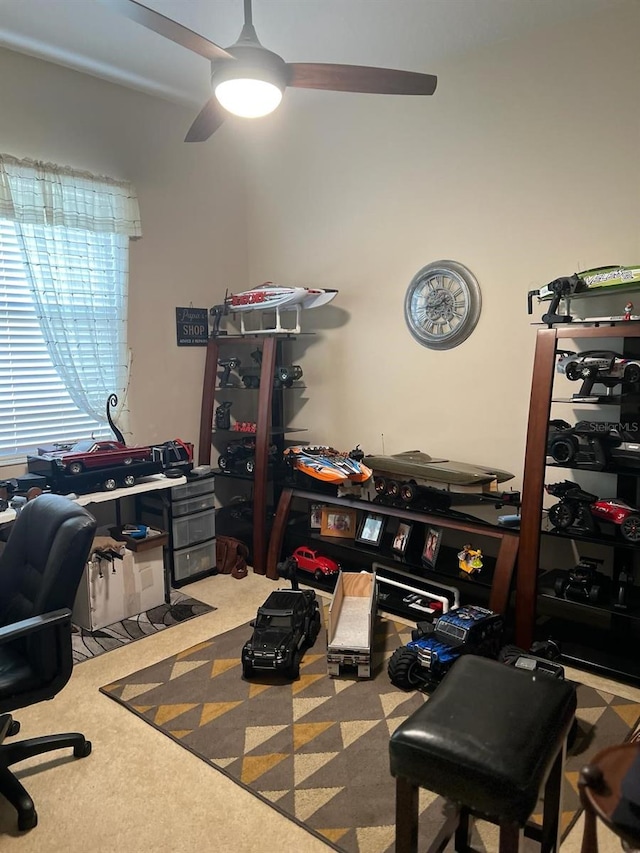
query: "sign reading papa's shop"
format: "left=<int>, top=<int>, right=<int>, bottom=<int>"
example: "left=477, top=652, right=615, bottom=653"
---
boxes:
left=176, top=307, right=208, bottom=346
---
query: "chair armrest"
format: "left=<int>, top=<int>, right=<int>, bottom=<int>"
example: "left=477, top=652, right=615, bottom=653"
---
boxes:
left=0, top=609, right=72, bottom=645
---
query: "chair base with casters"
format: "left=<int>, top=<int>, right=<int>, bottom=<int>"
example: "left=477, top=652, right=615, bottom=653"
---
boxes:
left=389, top=655, right=577, bottom=853
left=0, top=494, right=97, bottom=831
left=578, top=742, right=640, bottom=853
left=0, top=711, right=91, bottom=831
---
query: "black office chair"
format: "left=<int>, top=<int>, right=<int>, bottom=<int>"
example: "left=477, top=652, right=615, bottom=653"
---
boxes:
left=0, top=493, right=97, bottom=831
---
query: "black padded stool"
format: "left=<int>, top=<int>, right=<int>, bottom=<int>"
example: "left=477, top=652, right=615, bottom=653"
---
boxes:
left=389, top=655, right=577, bottom=853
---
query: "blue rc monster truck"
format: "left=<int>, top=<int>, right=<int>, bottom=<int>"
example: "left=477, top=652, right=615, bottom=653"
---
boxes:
left=387, top=604, right=504, bottom=690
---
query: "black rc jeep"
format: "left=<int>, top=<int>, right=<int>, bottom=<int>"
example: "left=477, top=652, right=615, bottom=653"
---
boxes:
left=241, top=588, right=321, bottom=679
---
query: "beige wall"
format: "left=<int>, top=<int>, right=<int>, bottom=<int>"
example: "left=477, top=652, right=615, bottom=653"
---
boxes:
left=0, top=47, right=247, bottom=467
left=242, top=0, right=640, bottom=489
left=1, top=0, right=639, bottom=489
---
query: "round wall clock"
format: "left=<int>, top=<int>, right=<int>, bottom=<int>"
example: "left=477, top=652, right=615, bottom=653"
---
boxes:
left=404, top=260, right=482, bottom=350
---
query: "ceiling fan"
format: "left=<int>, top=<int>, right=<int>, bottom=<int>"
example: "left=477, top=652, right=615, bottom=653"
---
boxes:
left=103, top=0, right=438, bottom=142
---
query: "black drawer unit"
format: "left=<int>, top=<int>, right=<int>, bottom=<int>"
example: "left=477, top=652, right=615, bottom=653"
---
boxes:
left=138, top=475, right=217, bottom=590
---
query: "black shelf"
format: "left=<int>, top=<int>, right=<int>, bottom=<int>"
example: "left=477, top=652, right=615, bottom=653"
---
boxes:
left=212, top=427, right=308, bottom=436
left=534, top=616, right=640, bottom=687
left=546, top=460, right=640, bottom=478
left=540, top=525, right=640, bottom=552
left=538, top=569, right=640, bottom=618
left=216, top=384, right=307, bottom=391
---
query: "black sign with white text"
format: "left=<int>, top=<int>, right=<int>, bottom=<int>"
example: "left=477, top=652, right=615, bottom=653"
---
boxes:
left=176, top=307, right=208, bottom=346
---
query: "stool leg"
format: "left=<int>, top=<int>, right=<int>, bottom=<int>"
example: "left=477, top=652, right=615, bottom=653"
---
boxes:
left=396, top=776, right=419, bottom=853
left=499, top=821, right=521, bottom=853
left=580, top=806, right=598, bottom=853
left=541, top=736, right=567, bottom=853
left=454, top=806, right=471, bottom=853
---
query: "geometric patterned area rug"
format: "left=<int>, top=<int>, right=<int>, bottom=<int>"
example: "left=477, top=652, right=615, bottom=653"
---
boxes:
left=72, top=590, right=214, bottom=664
left=100, top=602, right=640, bottom=853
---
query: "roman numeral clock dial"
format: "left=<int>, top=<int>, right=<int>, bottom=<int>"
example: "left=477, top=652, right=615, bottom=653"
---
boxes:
left=404, top=260, right=482, bottom=350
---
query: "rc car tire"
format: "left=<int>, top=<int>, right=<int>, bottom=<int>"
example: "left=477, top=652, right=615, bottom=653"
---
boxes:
left=289, top=655, right=300, bottom=679
left=245, top=459, right=255, bottom=474
left=374, top=477, right=387, bottom=495
left=123, top=474, right=136, bottom=487
left=400, top=482, right=418, bottom=504
left=550, top=438, right=576, bottom=464
left=308, top=611, right=321, bottom=645
left=68, top=461, right=84, bottom=475
left=565, top=363, right=581, bottom=381
left=242, top=660, right=253, bottom=679
left=589, top=584, right=601, bottom=603
left=314, top=569, right=323, bottom=582
left=387, top=646, right=423, bottom=690
left=103, top=478, right=117, bottom=491
left=624, top=364, right=640, bottom=384
left=218, top=455, right=229, bottom=471
left=621, top=514, right=640, bottom=543
left=554, top=577, right=568, bottom=598
left=386, top=480, right=400, bottom=499
left=548, top=502, right=575, bottom=529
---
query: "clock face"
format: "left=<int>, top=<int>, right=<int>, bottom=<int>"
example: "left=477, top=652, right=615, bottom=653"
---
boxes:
left=404, top=260, right=481, bottom=350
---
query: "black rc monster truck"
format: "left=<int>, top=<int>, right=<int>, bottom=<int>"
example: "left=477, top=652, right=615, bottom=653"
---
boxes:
left=241, top=587, right=321, bottom=679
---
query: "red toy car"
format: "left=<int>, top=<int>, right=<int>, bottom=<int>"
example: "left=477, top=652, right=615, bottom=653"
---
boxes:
left=546, top=480, right=640, bottom=543
left=291, top=546, right=341, bottom=580
left=43, top=439, right=151, bottom=475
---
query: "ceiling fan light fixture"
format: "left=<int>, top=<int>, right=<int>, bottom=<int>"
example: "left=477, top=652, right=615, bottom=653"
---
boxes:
left=214, top=76, right=283, bottom=118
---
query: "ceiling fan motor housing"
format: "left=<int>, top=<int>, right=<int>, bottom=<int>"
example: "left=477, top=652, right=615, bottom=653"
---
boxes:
left=212, top=44, right=289, bottom=93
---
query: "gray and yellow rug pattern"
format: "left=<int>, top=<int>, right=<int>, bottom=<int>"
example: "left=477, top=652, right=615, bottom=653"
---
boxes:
left=101, top=604, right=640, bottom=853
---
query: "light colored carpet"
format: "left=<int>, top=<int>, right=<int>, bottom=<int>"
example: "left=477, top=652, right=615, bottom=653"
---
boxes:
left=1, top=570, right=639, bottom=852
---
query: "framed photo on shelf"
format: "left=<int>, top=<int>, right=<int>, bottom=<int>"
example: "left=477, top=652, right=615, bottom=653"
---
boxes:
left=392, top=521, right=412, bottom=556
left=309, top=503, right=324, bottom=530
left=321, top=506, right=357, bottom=538
left=422, top=526, right=442, bottom=569
left=355, top=512, right=386, bottom=547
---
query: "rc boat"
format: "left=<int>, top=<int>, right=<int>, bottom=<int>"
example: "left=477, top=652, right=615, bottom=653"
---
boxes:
left=211, top=283, right=338, bottom=334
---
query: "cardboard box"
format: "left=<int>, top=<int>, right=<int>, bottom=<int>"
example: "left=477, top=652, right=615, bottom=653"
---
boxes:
left=72, top=543, right=165, bottom=631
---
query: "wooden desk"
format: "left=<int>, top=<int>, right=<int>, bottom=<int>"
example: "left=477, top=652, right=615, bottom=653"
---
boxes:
left=1, top=474, right=187, bottom=602
left=0, top=473, right=187, bottom=526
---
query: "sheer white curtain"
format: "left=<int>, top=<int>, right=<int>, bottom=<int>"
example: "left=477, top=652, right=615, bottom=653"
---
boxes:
left=0, top=154, right=141, bottom=425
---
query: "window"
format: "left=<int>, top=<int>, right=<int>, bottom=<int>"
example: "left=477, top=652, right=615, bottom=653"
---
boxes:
left=0, top=155, right=141, bottom=462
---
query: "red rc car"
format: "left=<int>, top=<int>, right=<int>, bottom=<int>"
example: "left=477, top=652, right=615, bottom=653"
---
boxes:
left=291, top=546, right=341, bottom=581
left=546, top=480, right=640, bottom=543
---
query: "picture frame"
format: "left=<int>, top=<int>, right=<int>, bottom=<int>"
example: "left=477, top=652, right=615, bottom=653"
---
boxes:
left=422, top=526, right=442, bottom=569
left=392, top=521, right=413, bottom=556
left=320, top=506, right=357, bottom=538
left=355, top=512, right=386, bottom=547
left=309, top=503, right=324, bottom=530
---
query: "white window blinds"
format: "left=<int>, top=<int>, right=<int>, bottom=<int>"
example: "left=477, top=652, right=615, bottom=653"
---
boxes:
left=0, top=219, right=111, bottom=458
left=0, top=155, right=140, bottom=462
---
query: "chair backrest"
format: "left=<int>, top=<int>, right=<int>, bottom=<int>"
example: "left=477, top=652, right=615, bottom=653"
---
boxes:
left=0, top=494, right=96, bottom=626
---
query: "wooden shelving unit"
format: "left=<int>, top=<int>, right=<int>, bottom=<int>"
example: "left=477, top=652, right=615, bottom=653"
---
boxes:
left=516, top=321, right=640, bottom=681
left=198, top=332, right=303, bottom=579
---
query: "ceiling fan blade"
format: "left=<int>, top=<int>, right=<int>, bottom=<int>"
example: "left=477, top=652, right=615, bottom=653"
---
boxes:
left=102, top=0, right=234, bottom=62
left=185, top=98, right=227, bottom=143
left=287, top=63, right=437, bottom=96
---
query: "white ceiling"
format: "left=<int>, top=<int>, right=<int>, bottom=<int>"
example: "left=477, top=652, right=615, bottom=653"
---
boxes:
left=0, top=0, right=624, bottom=107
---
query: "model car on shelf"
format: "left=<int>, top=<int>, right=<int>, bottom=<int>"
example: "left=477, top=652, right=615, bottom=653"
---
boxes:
left=387, top=605, right=504, bottom=690
left=546, top=419, right=640, bottom=470
left=290, top=546, right=341, bottom=580
left=27, top=438, right=193, bottom=495
left=284, top=445, right=372, bottom=485
left=556, top=350, right=640, bottom=387
left=545, top=480, right=640, bottom=543
left=217, top=436, right=277, bottom=475
left=37, top=439, right=151, bottom=475
left=553, top=557, right=612, bottom=604
left=241, top=586, right=321, bottom=679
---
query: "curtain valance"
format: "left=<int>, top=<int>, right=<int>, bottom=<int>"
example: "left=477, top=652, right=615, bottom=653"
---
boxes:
left=0, top=154, right=141, bottom=237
